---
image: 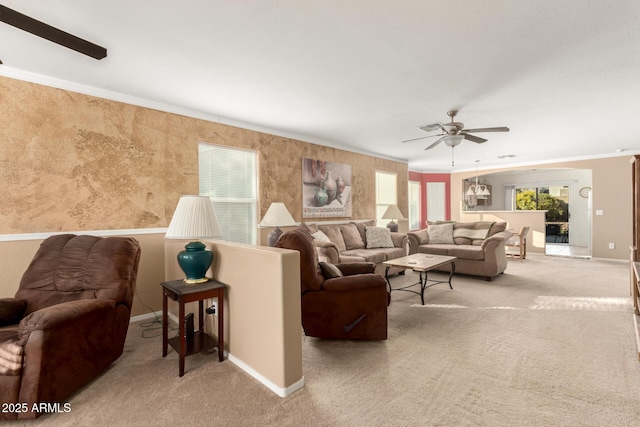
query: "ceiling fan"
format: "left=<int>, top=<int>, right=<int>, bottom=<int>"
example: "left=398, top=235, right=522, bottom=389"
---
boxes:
left=403, top=110, right=509, bottom=147
left=402, top=110, right=509, bottom=166
left=0, top=5, right=107, bottom=60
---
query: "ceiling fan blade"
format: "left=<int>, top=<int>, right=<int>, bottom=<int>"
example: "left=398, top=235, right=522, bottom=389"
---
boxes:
left=402, top=133, right=445, bottom=143
left=463, top=134, right=488, bottom=144
left=425, top=137, right=445, bottom=150
left=419, top=123, right=444, bottom=132
left=0, top=5, right=107, bottom=60
left=462, top=127, right=510, bottom=133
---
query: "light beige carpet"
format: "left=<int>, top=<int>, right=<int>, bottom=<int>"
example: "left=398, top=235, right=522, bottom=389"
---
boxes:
left=23, top=254, right=640, bottom=426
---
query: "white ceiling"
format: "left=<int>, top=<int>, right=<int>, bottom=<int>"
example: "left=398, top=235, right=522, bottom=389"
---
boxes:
left=1, top=1, right=639, bottom=172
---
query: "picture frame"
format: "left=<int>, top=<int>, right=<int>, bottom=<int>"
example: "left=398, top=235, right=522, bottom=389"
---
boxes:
left=302, top=158, right=352, bottom=218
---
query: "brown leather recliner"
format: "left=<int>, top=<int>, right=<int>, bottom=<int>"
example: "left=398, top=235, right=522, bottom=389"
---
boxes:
left=0, top=234, right=141, bottom=420
left=276, top=228, right=389, bottom=340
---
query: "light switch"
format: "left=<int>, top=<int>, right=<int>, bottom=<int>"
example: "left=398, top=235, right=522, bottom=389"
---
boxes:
left=596, top=209, right=604, bottom=216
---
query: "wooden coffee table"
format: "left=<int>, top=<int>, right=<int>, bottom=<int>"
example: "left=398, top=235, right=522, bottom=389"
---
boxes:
left=383, top=253, right=456, bottom=305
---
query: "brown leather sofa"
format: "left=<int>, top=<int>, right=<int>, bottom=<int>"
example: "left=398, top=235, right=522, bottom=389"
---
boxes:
left=0, top=234, right=141, bottom=420
left=276, top=228, right=389, bottom=340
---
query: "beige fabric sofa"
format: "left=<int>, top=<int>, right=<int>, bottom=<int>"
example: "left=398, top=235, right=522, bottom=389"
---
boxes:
left=407, top=221, right=512, bottom=281
left=301, top=220, right=408, bottom=276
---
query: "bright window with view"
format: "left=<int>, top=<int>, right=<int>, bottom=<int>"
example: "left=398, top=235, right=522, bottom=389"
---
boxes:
left=376, top=171, right=397, bottom=227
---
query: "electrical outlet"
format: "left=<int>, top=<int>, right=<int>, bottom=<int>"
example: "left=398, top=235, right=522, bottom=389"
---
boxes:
left=206, top=300, right=217, bottom=315
left=609, top=243, right=615, bottom=250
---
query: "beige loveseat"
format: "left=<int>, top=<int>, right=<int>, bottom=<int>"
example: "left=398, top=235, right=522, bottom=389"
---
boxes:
left=301, top=220, right=408, bottom=275
left=407, top=221, right=512, bottom=281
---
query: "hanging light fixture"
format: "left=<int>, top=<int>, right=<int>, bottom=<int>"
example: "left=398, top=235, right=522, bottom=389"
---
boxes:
left=443, top=135, right=465, bottom=166
left=443, top=135, right=464, bottom=147
left=466, top=160, right=491, bottom=204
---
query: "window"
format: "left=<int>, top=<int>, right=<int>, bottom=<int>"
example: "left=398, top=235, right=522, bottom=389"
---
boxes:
left=426, top=182, right=446, bottom=222
left=375, top=171, right=397, bottom=226
left=408, top=181, right=421, bottom=230
left=199, top=143, right=257, bottom=244
left=515, top=186, right=569, bottom=222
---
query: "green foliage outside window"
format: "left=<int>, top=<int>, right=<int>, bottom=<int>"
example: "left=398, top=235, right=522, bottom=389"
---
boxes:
left=516, top=189, right=568, bottom=222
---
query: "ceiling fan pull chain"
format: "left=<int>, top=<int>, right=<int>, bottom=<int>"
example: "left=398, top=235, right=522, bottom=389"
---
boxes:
left=451, top=146, right=455, bottom=166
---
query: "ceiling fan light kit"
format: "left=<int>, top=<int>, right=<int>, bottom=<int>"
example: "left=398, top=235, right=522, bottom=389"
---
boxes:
left=442, top=135, right=464, bottom=147
left=404, top=110, right=509, bottom=167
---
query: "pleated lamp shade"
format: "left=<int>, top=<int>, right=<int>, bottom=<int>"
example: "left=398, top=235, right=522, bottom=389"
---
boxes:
left=381, top=204, right=404, bottom=232
left=166, top=195, right=222, bottom=239
left=381, top=204, right=405, bottom=220
left=260, top=202, right=297, bottom=246
left=166, top=195, right=222, bottom=284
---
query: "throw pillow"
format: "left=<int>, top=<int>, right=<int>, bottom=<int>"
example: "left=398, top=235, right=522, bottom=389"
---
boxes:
left=427, top=223, right=454, bottom=244
left=353, top=220, right=376, bottom=244
left=453, top=222, right=493, bottom=245
left=319, top=262, right=343, bottom=279
left=311, top=230, right=331, bottom=242
left=365, top=227, right=395, bottom=249
left=339, top=223, right=365, bottom=250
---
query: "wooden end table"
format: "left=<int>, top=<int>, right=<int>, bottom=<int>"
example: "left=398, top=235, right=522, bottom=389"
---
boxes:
left=383, top=253, right=456, bottom=305
left=161, top=279, right=225, bottom=376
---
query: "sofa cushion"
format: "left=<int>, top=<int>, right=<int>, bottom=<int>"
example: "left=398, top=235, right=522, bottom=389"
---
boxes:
left=453, top=221, right=493, bottom=245
left=319, top=262, right=344, bottom=279
left=447, top=245, right=485, bottom=261
left=338, top=254, right=367, bottom=263
left=339, top=223, right=365, bottom=250
left=319, top=225, right=347, bottom=252
left=341, top=249, right=387, bottom=265
left=365, top=227, right=395, bottom=249
left=300, top=222, right=319, bottom=234
left=410, top=229, right=430, bottom=245
left=427, top=223, right=454, bottom=244
left=488, top=222, right=507, bottom=236
left=372, top=246, right=406, bottom=261
left=417, top=244, right=452, bottom=256
left=353, top=220, right=376, bottom=244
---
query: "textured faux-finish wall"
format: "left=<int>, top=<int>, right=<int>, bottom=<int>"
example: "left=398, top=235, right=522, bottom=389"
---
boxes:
left=0, top=76, right=408, bottom=235
left=0, top=75, right=408, bottom=316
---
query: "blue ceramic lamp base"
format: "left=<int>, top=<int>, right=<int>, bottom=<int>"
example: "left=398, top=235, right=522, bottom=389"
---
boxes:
left=177, top=241, right=213, bottom=284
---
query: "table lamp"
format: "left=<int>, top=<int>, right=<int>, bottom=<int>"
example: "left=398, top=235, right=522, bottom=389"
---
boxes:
left=166, top=195, right=223, bottom=284
left=259, top=202, right=297, bottom=246
left=381, top=204, right=404, bottom=232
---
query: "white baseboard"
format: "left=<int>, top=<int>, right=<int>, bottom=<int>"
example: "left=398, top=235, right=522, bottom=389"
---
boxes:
left=226, top=353, right=305, bottom=397
left=129, top=314, right=304, bottom=397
